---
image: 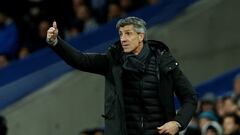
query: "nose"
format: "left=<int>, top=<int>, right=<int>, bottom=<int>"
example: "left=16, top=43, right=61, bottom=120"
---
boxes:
left=120, top=34, right=127, bottom=42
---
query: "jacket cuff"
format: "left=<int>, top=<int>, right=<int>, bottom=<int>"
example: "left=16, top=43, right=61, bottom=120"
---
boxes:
left=174, top=118, right=185, bottom=131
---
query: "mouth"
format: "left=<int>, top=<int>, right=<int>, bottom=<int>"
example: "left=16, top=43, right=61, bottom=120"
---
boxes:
left=121, top=43, right=129, bottom=48
left=122, top=45, right=129, bottom=50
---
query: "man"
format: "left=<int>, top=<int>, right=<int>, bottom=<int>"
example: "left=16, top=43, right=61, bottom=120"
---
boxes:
left=46, top=17, right=197, bottom=135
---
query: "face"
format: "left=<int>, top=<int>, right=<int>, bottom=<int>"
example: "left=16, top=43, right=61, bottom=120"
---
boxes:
left=94, top=131, right=104, bottom=135
left=119, top=25, right=144, bottom=54
left=76, top=5, right=90, bottom=20
left=39, top=21, right=50, bottom=38
left=107, top=4, right=122, bottom=21
left=223, top=117, right=238, bottom=135
left=199, top=118, right=211, bottom=129
left=206, top=129, right=218, bottom=135
left=201, top=102, right=214, bottom=112
left=0, top=55, right=8, bottom=68
left=234, top=79, right=240, bottom=95
left=0, top=12, right=6, bottom=24
left=216, top=99, right=224, bottom=117
left=223, top=98, right=237, bottom=114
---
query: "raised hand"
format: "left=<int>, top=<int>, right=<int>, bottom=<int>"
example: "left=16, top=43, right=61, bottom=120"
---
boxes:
left=46, top=21, right=59, bottom=46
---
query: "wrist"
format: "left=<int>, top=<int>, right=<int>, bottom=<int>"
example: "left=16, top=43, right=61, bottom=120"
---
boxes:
left=47, top=37, right=58, bottom=46
left=52, top=38, right=58, bottom=46
left=174, top=121, right=181, bottom=128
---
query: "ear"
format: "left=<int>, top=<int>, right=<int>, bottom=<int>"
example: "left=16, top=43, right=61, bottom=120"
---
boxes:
left=138, top=33, right=145, bottom=42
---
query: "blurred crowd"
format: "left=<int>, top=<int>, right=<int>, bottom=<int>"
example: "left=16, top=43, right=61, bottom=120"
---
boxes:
left=184, top=74, right=240, bottom=135
left=0, top=0, right=160, bottom=69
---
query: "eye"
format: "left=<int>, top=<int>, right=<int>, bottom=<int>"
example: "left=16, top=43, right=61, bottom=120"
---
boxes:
left=126, top=32, right=131, bottom=35
left=119, top=32, right=122, bottom=37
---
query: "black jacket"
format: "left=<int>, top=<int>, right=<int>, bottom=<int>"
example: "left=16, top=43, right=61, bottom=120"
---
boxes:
left=51, top=38, right=198, bottom=135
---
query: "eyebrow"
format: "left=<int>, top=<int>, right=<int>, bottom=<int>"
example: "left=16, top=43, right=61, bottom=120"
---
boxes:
left=119, top=30, right=134, bottom=33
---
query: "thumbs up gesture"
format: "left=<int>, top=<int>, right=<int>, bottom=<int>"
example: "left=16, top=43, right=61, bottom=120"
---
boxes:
left=46, top=21, right=59, bottom=46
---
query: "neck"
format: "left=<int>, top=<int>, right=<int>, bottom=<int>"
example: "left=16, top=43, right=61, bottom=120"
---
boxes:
left=133, top=42, right=144, bottom=55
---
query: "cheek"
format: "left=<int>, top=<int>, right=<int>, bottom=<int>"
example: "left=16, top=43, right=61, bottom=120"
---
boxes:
left=226, top=124, right=233, bottom=130
left=131, top=36, right=140, bottom=44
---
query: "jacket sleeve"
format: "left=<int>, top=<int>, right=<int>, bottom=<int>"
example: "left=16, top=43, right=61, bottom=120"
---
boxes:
left=172, top=67, right=198, bottom=130
left=50, top=37, right=109, bottom=75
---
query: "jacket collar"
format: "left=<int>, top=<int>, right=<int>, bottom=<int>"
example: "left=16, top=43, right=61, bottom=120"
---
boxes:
left=121, top=43, right=151, bottom=73
left=108, top=40, right=170, bottom=63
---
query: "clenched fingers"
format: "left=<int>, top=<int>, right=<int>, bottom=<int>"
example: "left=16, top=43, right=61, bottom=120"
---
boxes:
left=46, top=21, right=59, bottom=45
left=157, top=121, right=179, bottom=135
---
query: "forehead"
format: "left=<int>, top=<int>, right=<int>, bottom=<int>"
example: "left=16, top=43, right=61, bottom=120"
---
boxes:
left=119, top=25, right=135, bottom=32
left=225, top=117, right=235, bottom=122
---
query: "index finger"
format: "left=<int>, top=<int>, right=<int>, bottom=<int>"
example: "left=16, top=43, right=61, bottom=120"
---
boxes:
left=157, top=125, right=164, bottom=130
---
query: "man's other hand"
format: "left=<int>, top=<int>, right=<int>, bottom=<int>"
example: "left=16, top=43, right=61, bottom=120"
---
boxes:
left=157, top=121, right=180, bottom=135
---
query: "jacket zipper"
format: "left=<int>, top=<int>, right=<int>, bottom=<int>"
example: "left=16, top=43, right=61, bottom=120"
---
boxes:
left=140, top=76, right=144, bottom=134
left=141, top=116, right=144, bottom=128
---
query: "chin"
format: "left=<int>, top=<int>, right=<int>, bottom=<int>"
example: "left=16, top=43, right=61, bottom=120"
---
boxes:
left=123, top=50, right=132, bottom=53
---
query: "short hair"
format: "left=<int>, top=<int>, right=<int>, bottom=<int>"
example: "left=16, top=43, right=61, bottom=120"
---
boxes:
left=116, top=16, right=147, bottom=40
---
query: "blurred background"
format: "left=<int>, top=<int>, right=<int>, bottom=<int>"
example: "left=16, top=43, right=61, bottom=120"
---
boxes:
left=0, top=0, right=240, bottom=135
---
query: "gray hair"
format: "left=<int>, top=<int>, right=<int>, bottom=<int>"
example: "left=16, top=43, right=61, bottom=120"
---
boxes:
left=116, top=16, right=147, bottom=40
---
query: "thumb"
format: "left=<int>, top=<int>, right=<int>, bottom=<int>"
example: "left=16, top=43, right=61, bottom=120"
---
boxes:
left=53, top=21, right=57, bottom=29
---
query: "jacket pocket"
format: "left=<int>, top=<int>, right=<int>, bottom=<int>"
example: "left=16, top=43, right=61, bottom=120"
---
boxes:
left=102, top=98, right=115, bottom=119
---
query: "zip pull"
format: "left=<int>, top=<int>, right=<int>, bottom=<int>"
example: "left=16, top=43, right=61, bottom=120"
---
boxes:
left=141, top=116, right=144, bottom=128
left=156, top=56, right=160, bottom=81
left=160, top=50, right=166, bottom=56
